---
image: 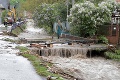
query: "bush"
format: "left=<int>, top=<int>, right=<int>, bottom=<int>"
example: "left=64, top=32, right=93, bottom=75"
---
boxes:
left=105, top=50, right=120, bottom=60
left=98, top=35, right=108, bottom=44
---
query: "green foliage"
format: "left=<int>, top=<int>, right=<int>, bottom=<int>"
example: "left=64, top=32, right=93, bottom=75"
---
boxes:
left=1, top=10, right=7, bottom=23
left=69, top=0, right=119, bottom=37
left=33, top=3, right=56, bottom=33
left=115, top=50, right=120, bottom=55
left=16, top=46, right=28, bottom=53
left=10, top=0, right=26, bottom=5
left=22, top=53, right=64, bottom=80
left=105, top=51, right=120, bottom=60
left=54, top=3, right=67, bottom=21
left=98, top=35, right=108, bottom=44
left=12, top=25, right=26, bottom=35
left=3, top=38, right=15, bottom=42
left=69, top=1, right=98, bottom=37
left=33, top=3, right=66, bottom=33
left=19, top=0, right=65, bottom=13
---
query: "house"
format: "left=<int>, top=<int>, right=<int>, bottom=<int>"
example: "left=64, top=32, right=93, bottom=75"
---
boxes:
left=116, top=0, right=120, bottom=2
left=104, top=0, right=120, bottom=45
left=106, top=9, right=120, bottom=45
left=96, top=0, right=120, bottom=45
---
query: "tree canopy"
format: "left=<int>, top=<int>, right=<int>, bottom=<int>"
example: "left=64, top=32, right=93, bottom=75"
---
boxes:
left=17, top=0, right=120, bottom=37
left=10, top=0, right=26, bottom=5
left=19, top=0, right=66, bottom=13
left=68, top=0, right=120, bottom=37
left=33, top=3, right=67, bottom=33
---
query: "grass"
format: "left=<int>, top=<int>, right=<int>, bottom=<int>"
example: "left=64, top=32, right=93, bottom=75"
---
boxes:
left=3, top=38, right=15, bottom=42
left=16, top=46, right=64, bottom=80
left=12, top=25, right=26, bottom=35
left=16, top=46, right=29, bottom=53
left=22, top=54, right=64, bottom=80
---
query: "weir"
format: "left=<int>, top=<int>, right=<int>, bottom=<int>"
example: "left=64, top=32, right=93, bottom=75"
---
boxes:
left=30, top=44, right=108, bottom=58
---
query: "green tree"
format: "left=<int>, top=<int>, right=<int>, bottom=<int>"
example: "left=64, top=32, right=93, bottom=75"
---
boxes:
left=19, top=0, right=65, bottom=13
left=10, top=0, right=26, bottom=5
left=33, top=3, right=57, bottom=33
left=33, top=3, right=67, bottom=33
left=69, top=1, right=97, bottom=37
left=68, top=0, right=117, bottom=37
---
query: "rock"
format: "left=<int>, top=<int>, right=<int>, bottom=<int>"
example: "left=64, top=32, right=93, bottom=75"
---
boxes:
left=47, top=76, right=51, bottom=80
left=51, top=76, right=58, bottom=80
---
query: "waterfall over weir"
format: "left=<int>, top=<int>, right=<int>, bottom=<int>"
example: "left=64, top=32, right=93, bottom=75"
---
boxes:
left=39, top=48, right=88, bottom=58
left=30, top=44, right=107, bottom=58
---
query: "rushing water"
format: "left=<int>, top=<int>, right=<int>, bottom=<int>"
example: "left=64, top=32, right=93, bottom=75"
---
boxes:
left=18, top=19, right=51, bottom=39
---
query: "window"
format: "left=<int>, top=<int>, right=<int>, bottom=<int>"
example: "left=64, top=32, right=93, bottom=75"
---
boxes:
left=112, top=26, right=117, bottom=36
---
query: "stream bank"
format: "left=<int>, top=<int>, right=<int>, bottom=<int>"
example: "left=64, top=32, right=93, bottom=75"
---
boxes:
left=16, top=19, right=120, bottom=80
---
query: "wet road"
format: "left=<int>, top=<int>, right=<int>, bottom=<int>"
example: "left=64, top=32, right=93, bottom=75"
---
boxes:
left=0, top=25, right=46, bottom=80
left=0, top=54, right=45, bottom=80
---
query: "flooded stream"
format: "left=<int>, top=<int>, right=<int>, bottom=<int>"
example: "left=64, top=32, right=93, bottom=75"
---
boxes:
left=17, top=19, right=120, bottom=80
left=1, top=19, right=120, bottom=80
left=18, top=19, right=51, bottom=39
left=43, top=56, right=120, bottom=80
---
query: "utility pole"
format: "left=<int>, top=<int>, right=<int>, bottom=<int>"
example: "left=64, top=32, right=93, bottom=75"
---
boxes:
left=66, top=0, right=69, bottom=22
left=72, top=0, right=75, bottom=7
left=67, top=0, right=75, bottom=22
left=66, top=0, right=75, bottom=30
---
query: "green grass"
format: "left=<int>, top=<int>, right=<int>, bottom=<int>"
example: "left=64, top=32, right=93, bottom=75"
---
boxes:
left=22, top=54, right=64, bottom=80
left=12, top=25, right=26, bottom=35
left=16, top=46, right=64, bottom=80
left=3, top=38, right=15, bottom=42
left=16, top=46, right=29, bottom=53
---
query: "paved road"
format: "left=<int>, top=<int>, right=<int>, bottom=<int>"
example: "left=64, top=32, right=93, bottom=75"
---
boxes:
left=0, top=54, right=46, bottom=80
left=0, top=26, right=46, bottom=80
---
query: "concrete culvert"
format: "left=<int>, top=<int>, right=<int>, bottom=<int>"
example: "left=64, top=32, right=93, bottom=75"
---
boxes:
left=87, top=50, right=106, bottom=58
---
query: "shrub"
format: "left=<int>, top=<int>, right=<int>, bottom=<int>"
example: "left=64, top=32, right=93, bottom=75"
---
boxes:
left=105, top=50, right=120, bottom=60
left=98, top=35, right=108, bottom=44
